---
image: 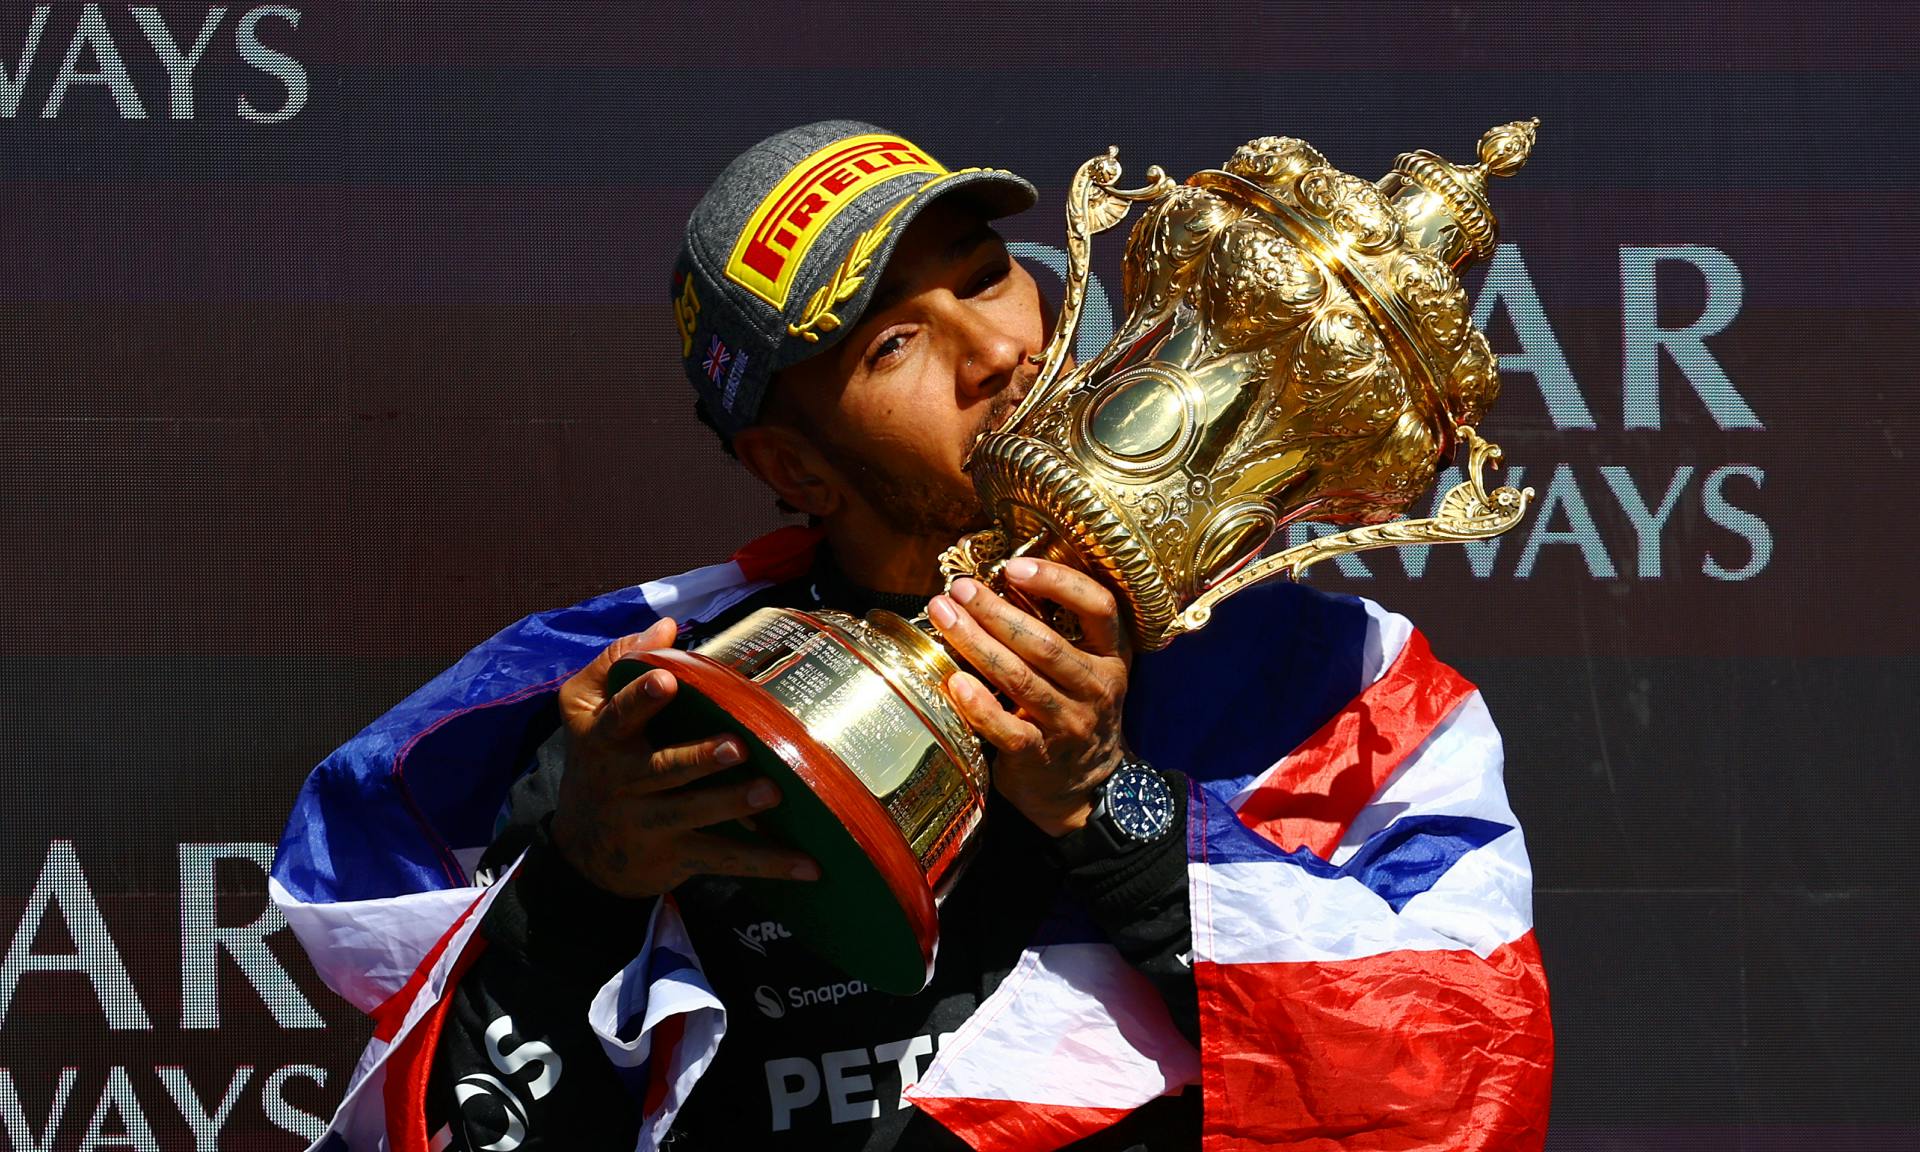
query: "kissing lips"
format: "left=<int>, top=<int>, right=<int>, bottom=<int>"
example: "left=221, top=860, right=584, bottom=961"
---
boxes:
left=963, top=370, right=1036, bottom=469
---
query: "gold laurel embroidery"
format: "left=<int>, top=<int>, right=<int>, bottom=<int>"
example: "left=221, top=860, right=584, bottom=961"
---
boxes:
left=674, top=276, right=700, bottom=357
left=786, top=168, right=994, bottom=342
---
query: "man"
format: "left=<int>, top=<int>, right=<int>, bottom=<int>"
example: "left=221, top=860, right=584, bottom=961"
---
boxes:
left=273, top=122, right=1553, bottom=1151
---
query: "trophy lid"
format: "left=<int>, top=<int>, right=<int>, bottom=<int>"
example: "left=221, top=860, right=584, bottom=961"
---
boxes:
left=1378, top=119, right=1539, bottom=268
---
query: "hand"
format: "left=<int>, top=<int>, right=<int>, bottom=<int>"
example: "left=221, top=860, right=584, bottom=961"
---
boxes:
left=926, top=558, right=1131, bottom=836
left=550, top=618, right=821, bottom=898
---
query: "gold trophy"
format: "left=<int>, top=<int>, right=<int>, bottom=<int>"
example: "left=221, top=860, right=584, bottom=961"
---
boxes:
left=621, top=122, right=1541, bottom=993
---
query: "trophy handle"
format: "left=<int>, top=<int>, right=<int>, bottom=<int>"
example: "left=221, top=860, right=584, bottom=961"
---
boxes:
left=1003, top=148, right=1176, bottom=433
left=1170, top=427, right=1536, bottom=634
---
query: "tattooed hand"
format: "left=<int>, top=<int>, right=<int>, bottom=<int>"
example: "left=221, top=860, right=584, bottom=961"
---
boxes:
left=927, top=558, right=1132, bottom=837
left=550, top=618, right=821, bottom=898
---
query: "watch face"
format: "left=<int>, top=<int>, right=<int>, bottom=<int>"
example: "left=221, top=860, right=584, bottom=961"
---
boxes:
left=1105, top=765, right=1176, bottom=842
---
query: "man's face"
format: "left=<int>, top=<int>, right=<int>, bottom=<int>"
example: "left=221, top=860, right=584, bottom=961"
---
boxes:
left=765, top=198, right=1045, bottom=538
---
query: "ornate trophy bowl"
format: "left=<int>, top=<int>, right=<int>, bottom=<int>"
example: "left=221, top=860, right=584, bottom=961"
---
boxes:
left=616, top=123, right=1541, bottom=994
left=965, top=120, right=1541, bottom=643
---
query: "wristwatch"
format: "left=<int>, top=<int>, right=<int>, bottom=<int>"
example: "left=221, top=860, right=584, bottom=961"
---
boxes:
left=1089, top=760, right=1178, bottom=846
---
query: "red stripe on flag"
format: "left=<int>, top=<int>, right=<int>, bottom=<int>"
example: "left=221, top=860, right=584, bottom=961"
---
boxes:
left=911, top=1092, right=1143, bottom=1152
left=641, top=1012, right=688, bottom=1118
left=382, top=932, right=491, bottom=1152
left=1237, top=630, right=1476, bottom=859
left=730, top=525, right=823, bottom=584
left=370, top=889, right=489, bottom=1043
left=1196, top=934, right=1553, bottom=1151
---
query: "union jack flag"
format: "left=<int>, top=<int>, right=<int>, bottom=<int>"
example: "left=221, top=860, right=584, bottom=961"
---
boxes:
left=271, top=526, right=1553, bottom=1151
left=701, top=336, right=731, bottom=383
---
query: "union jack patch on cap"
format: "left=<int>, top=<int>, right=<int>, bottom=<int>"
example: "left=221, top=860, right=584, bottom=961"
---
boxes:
left=702, top=335, right=732, bottom=385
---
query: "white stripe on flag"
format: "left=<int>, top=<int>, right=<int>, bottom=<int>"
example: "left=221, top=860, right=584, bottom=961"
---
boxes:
left=1328, top=689, right=1515, bottom=865
left=632, top=559, right=771, bottom=623
left=909, top=942, right=1196, bottom=1110
left=269, top=876, right=484, bottom=1014
left=1395, top=827, right=1536, bottom=957
left=588, top=899, right=726, bottom=1149
left=1194, top=819, right=1533, bottom=969
left=312, top=865, right=512, bottom=1151
left=1356, top=595, right=1416, bottom=689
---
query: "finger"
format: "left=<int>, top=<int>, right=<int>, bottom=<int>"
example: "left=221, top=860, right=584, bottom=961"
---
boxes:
left=633, top=772, right=784, bottom=830
left=596, top=662, right=679, bottom=741
left=561, top=618, right=677, bottom=721
left=1002, top=558, right=1123, bottom=658
left=573, top=618, right=680, bottom=727
left=947, top=577, right=1102, bottom=697
left=928, top=590, right=1070, bottom=718
left=638, top=734, right=749, bottom=792
left=602, top=618, right=686, bottom=732
left=605, top=616, right=680, bottom=660
left=678, top=829, right=822, bottom=882
left=945, top=670, right=1046, bottom=758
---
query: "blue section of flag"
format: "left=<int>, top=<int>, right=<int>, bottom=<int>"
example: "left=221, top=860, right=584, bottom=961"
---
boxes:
left=1127, top=579, right=1372, bottom=788
left=1334, top=813, right=1511, bottom=912
left=272, top=581, right=671, bottom=906
left=1192, top=784, right=1509, bottom=911
left=613, top=944, right=699, bottom=1043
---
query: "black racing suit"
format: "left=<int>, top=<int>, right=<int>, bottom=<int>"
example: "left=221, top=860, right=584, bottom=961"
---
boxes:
left=420, top=553, right=1199, bottom=1150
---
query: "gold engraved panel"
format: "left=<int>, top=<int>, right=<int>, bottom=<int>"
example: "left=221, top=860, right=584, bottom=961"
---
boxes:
left=693, top=608, right=982, bottom=877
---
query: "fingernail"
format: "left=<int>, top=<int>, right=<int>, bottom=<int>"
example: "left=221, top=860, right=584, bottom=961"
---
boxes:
left=747, top=778, right=778, bottom=807
left=716, top=739, right=744, bottom=766
left=1006, top=557, right=1038, bottom=580
left=951, top=578, right=978, bottom=604
left=791, top=860, right=821, bottom=881
left=642, top=672, right=672, bottom=698
left=947, top=671, right=980, bottom=701
left=928, top=596, right=957, bottom=628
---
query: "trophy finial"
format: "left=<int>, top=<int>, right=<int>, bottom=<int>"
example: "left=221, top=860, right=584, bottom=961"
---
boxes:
left=1477, top=118, right=1539, bottom=178
left=1377, top=118, right=1539, bottom=269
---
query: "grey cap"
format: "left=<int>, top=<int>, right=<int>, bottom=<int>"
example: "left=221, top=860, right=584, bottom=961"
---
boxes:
left=673, top=120, right=1037, bottom=437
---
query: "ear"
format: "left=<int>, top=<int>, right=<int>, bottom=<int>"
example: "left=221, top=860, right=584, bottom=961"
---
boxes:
left=732, top=423, right=843, bottom=519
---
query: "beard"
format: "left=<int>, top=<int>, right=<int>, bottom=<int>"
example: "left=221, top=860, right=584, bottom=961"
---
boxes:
left=844, top=453, right=993, bottom=538
left=822, top=382, right=1027, bottom=539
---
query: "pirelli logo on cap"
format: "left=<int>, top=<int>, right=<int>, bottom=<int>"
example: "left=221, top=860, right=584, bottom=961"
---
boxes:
left=726, top=134, right=945, bottom=310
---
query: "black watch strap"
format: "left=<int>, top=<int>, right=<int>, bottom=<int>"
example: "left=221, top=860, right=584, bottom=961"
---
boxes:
left=1069, top=794, right=1136, bottom=860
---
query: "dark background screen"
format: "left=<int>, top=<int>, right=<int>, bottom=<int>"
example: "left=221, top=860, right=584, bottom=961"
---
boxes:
left=3, top=2, right=1915, bottom=1147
